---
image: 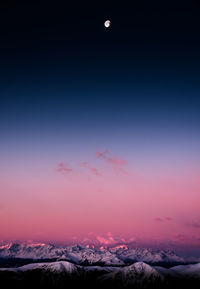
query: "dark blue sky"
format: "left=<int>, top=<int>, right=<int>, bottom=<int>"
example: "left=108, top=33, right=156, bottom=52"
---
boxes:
left=1, top=0, right=200, bottom=124
left=0, top=0, right=200, bottom=153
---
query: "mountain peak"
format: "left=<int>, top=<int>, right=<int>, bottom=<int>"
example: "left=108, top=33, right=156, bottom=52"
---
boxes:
left=0, top=242, right=186, bottom=266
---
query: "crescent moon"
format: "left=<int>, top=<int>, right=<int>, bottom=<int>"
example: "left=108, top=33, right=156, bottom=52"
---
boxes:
left=104, top=20, right=111, bottom=28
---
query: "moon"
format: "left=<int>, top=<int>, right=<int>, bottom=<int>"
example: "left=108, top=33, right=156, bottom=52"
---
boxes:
left=104, top=20, right=111, bottom=28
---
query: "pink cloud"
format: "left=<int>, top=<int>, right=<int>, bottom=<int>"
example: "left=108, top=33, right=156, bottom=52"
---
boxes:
left=79, top=233, right=136, bottom=247
left=165, top=217, right=173, bottom=221
left=96, top=149, right=110, bottom=158
left=128, top=237, right=136, bottom=242
left=174, top=233, right=188, bottom=241
left=94, top=232, right=135, bottom=246
left=56, top=162, right=72, bottom=174
left=96, top=149, right=127, bottom=173
left=96, top=232, right=116, bottom=245
left=154, top=217, right=163, bottom=222
left=154, top=217, right=173, bottom=222
left=173, top=234, right=200, bottom=246
left=185, top=222, right=200, bottom=229
left=81, top=162, right=101, bottom=176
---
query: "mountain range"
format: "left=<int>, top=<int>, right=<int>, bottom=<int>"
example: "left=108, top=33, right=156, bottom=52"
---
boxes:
left=0, top=242, right=193, bottom=266
left=1, top=243, right=200, bottom=288
left=1, top=260, right=200, bottom=289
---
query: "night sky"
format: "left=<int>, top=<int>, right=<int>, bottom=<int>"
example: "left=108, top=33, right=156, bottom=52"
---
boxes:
left=0, top=1, right=200, bottom=254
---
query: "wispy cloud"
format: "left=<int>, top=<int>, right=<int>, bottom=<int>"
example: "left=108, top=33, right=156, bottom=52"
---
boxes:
left=174, top=234, right=200, bottom=245
left=185, top=222, right=200, bottom=229
left=81, top=232, right=136, bottom=247
left=174, top=233, right=188, bottom=241
left=56, top=162, right=72, bottom=174
left=57, top=150, right=127, bottom=177
left=154, top=217, right=163, bottom=222
left=96, top=232, right=116, bottom=245
left=96, top=149, right=127, bottom=173
left=154, top=217, right=173, bottom=222
left=95, top=232, right=135, bottom=246
left=165, top=217, right=173, bottom=221
left=81, top=162, right=101, bottom=176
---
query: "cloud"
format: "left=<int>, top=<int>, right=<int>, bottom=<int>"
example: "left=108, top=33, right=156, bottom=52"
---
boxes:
left=95, top=232, right=135, bottom=246
left=154, top=217, right=163, bottom=222
left=154, top=217, right=173, bottom=222
left=174, top=234, right=200, bottom=244
left=96, top=233, right=115, bottom=245
left=165, top=217, right=173, bottom=221
left=56, top=162, right=72, bottom=174
left=185, top=222, right=200, bottom=229
left=81, top=162, right=101, bottom=176
left=128, top=237, right=136, bottom=242
left=174, top=233, right=188, bottom=241
left=96, top=149, right=110, bottom=158
left=74, top=233, right=136, bottom=248
left=173, top=233, right=199, bottom=242
left=96, top=149, right=127, bottom=173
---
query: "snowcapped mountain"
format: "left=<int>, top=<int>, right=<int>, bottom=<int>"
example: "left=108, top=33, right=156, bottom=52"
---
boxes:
left=1, top=260, right=200, bottom=289
left=1, top=259, right=200, bottom=276
left=0, top=243, right=58, bottom=259
left=109, top=247, right=185, bottom=264
left=0, top=242, right=188, bottom=266
left=169, top=263, right=200, bottom=278
left=100, top=262, right=163, bottom=287
left=0, top=261, right=78, bottom=274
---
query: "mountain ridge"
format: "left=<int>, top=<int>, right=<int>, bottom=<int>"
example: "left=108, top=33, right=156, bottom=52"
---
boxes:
left=0, top=242, right=188, bottom=266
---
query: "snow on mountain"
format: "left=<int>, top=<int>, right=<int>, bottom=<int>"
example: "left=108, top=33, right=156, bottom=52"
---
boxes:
left=169, top=263, right=200, bottom=278
left=63, top=244, right=123, bottom=265
left=99, top=262, right=200, bottom=286
left=21, top=261, right=78, bottom=273
left=0, top=243, right=59, bottom=259
left=0, top=261, right=77, bottom=274
left=0, top=242, right=186, bottom=265
left=113, top=247, right=185, bottom=264
left=100, top=262, right=163, bottom=286
left=1, top=259, right=200, bottom=282
left=121, top=261, right=162, bottom=279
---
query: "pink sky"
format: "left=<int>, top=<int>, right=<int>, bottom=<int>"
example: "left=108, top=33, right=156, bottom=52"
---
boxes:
left=0, top=149, right=200, bottom=247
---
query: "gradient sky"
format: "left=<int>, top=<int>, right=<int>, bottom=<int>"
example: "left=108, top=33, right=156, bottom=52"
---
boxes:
left=0, top=1, right=200, bottom=254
